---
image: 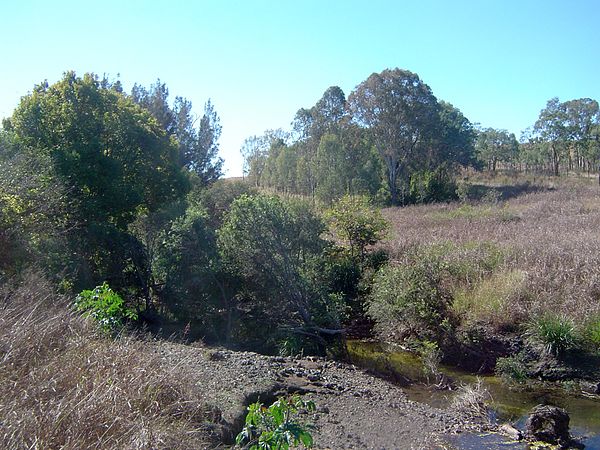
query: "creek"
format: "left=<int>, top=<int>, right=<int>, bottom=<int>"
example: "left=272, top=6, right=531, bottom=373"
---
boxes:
left=346, top=340, right=600, bottom=449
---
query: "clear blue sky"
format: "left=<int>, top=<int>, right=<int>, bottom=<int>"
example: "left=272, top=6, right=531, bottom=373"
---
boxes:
left=1, top=0, right=599, bottom=176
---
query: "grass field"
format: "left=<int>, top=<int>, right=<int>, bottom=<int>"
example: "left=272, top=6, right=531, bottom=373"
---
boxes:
left=379, top=175, right=600, bottom=344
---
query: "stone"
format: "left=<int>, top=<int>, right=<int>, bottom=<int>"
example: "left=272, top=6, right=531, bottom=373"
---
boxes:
left=499, top=423, right=522, bottom=441
left=525, top=404, right=570, bottom=445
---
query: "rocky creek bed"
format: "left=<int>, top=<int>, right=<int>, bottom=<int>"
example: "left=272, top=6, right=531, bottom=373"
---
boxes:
left=151, top=340, right=488, bottom=449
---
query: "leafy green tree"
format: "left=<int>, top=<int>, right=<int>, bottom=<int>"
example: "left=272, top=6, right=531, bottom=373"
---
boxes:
left=218, top=195, right=343, bottom=345
left=315, top=134, right=348, bottom=203
left=7, top=72, right=188, bottom=288
left=348, top=68, right=440, bottom=204
left=240, top=130, right=288, bottom=186
left=435, top=101, right=477, bottom=169
left=131, top=79, right=176, bottom=134
left=325, top=195, right=388, bottom=260
left=533, top=97, right=569, bottom=176
left=475, top=128, right=519, bottom=172
left=191, top=99, right=224, bottom=183
left=132, top=81, right=223, bottom=184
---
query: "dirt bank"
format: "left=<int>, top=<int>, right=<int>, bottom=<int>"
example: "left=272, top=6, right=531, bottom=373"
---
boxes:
left=153, top=341, right=486, bottom=449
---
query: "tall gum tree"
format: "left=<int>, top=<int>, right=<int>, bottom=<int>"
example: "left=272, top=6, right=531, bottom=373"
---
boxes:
left=348, top=68, right=439, bottom=204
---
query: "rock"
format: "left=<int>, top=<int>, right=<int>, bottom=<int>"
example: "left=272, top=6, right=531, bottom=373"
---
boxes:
left=525, top=404, right=570, bottom=445
left=499, top=423, right=522, bottom=441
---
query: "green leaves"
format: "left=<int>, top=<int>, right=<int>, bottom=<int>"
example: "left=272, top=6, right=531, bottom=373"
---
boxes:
left=325, top=195, right=388, bottom=260
left=74, top=282, right=137, bottom=333
left=236, top=395, right=316, bottom=449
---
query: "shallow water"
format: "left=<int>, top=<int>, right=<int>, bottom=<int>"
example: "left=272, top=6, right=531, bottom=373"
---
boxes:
left=346, top=340, right=600, bottom=449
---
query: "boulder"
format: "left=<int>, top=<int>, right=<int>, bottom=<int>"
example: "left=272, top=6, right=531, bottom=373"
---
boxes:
left=525, top=404, right=570, bottom=445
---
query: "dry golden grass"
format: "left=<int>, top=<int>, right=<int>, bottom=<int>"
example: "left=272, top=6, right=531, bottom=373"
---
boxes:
left=0, top=272, right=221, bottom=450
left=381, top=176, right=600, bottom=329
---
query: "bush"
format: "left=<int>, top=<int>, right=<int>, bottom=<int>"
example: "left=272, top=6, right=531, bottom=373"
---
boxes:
left=325, top=195, right=388, bottom=260
left=526, top=314, right=577, bottom=356
left=74, top=282, right=137, bottom=333
left=582, top=316, right=600, bottom=351
left=367, top=258, right=452, bottom=342
left=409, top=166, right=458, bottom=204
left=236, top=395, right=315, bottom=449
left=495, top=355, right=528, bottom=383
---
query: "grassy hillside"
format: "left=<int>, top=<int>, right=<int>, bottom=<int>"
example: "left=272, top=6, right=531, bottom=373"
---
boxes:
left=0, top=272, right=221, bottom=449
left=371, top=175, right=600, bottom=377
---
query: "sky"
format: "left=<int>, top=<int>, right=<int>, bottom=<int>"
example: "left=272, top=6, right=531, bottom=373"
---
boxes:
left=1, top=0, right=599, bottom=176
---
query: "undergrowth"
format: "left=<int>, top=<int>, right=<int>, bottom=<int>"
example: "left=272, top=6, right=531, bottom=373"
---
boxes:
left=0, top=271, right=220, bottom=449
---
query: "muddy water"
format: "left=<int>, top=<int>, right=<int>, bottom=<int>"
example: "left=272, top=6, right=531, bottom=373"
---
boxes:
left=347, top=340, right=600, bottom=449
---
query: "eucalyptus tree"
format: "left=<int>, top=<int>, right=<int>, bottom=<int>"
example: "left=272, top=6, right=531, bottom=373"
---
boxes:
left=348, top=68, right=440, bottom=204
left=533, top=98, right=569, bottom=176
left=475, top=128, right=519, bottom=172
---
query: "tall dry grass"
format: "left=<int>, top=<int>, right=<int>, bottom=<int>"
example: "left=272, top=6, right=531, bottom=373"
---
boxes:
left=381, top=177, right=600, bottom=329
left=0, top=271, right=221, bottom=449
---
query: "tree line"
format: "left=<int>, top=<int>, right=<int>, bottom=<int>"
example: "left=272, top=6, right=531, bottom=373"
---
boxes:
left=242, top=69, right=600, bottom=207
left=0, top=71, right=389, bottom=353
left=1, top=68, right=598, bottom=354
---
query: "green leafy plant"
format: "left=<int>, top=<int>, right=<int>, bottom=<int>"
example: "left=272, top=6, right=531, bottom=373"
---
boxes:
left=495, top=355, right=528, bottom=383
left=527, top=314, right=577, bottom=356
left=236, top=395, right=315, bottom=449
left=325, top=195, right=388, bottom=260
left=74, top=282, right=137, bottom=332
left=583, top=316, right=600, bottom=351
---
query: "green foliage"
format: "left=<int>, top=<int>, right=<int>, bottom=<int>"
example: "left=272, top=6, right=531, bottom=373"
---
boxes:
left=495, top=355, right=528, bottom=383
left=74, top=282, right=137, bottom=332
left=455, top=180, right=472, bottom=203
left=218, top=194, right=333, bottom=346
left=409, top=166, right=458, bottom=204
left=583, top=316, right=600, bottom=350
left=236, top=395, right=315, bottom=450
left=326, top=195, right=388, bottom=259
left=367, top=259, right=452, bottom=342
left=527, top=314, right=577, bottom=356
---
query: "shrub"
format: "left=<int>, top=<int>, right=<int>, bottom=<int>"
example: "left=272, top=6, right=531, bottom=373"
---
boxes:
left=419, top=340, right=442, bottom=384
left=74, top=282, right=137, bottom=332
left=325, top=195, right=388, bottom=260
left=582, top=316, right=600, bottom=351
left=409, top=166, right=458, bottom=204
left=495, top=355, right=528, bottom=383
left=526, top=314, right=577, bottom=356
left=236, top=395, right=315, bottom=449
left=367, top=259, right=452, bottom=342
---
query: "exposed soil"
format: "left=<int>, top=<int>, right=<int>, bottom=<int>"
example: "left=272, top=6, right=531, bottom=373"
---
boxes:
left=153, top=340, right=486, bottom=449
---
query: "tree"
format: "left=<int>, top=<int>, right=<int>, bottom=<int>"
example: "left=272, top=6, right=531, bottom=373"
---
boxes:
left=131, top=79, right=176, bottom=134
left=7, top=72, right=188, bottom=287
left=218, top=195, right=343, bottom=344
left=241, top=129, right=288, bottom=186
left=475, top=128, right=519, bottom=172
left=132, top=82, right=224, bottom=184
left=348, top=68, right=440, bottom=204
left=190, top=100, right=224, bottom=183
left=533, top=98, right=569, bottom=176
left=436, top=101, right=477, bottom=169
left=325, top=195, right=388, bottom=260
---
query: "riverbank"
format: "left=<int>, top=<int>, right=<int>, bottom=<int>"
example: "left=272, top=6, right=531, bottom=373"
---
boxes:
left=347, top=339, right=600, bottom=449
left=154, top=340, right=487, bottom=449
